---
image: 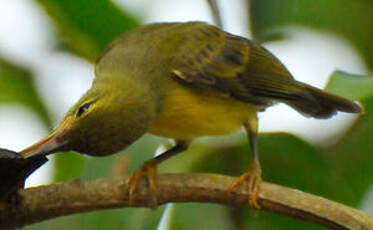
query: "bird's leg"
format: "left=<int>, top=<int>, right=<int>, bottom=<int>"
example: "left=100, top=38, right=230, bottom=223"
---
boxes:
left=126, top=140, right=190, bottom=209
left=230, top=114, right=262, bottom=209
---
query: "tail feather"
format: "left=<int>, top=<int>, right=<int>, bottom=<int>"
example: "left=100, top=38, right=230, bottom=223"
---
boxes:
left=286, top=82, right=362, bottom=119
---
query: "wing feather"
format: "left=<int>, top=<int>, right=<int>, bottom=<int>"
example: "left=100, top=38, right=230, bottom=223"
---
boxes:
left=171, top=23, right=297, bottom=106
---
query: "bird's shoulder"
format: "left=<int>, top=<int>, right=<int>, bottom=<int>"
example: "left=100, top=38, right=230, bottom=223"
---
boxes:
left=170, top=22, right=249, bottom=82
left=167, top=22, right=294, bottom=106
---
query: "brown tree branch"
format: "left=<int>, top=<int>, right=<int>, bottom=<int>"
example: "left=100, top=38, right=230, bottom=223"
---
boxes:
left=207, top=0, right=222, bottom=28
left=0, top=173, right=372, bottom=229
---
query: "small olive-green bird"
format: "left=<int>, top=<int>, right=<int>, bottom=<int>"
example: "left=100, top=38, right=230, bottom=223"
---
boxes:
left=22, top=22, right=362, bottom=208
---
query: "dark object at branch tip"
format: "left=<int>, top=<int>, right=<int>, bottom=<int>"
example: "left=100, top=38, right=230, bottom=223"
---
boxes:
left=0, top=148, right=48, bottom=201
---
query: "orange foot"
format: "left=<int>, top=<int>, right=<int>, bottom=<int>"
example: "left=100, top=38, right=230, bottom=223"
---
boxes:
left=125, top=160, right=158, bottom=209
left=230, top=160, right=262, bottom=209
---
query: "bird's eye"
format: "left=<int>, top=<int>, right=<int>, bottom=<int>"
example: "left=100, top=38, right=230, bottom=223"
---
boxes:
left=76, top=103, right=92, bottom=117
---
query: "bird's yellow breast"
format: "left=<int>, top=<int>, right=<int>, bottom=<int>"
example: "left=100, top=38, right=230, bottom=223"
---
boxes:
left=148, top=82, right=258, bottom=140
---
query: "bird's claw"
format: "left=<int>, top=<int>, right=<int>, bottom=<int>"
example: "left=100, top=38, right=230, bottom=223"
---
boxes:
left=230, top=160, right=262, bottom=209
left=125, top=160, right=158, bottom=209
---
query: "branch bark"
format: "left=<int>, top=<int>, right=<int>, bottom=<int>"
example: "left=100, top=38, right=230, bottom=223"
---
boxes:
left=207, top=0, right=222, bottom=28
left=0, top=173, right=372, bottom=229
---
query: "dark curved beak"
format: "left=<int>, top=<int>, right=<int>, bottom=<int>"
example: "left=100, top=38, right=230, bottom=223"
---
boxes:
left=21, top=116, right=72, bottom=158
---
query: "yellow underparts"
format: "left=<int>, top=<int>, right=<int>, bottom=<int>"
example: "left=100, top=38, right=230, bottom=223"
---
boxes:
left=148, top=83, right=258, bottom=140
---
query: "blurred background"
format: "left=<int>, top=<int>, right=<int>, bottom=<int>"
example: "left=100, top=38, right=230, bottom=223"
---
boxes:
left=0, top=0, right=372, bottom=229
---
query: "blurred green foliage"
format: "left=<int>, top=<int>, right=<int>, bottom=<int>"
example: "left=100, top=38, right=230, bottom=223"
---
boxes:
left=36, top=0, right=139, bottom=61
left=0, top=58, right=52, bottom=128
left=250, top=0, right=373, bottom=70
left=0, top=0, right=371, bottom=229
left=326, top=71, right=373, bottom=100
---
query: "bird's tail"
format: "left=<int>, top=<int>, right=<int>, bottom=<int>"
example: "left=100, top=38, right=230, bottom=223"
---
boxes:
left=285, top=82, right=362, bottom=119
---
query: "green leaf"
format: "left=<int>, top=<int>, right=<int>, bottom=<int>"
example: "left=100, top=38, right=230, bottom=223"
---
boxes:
left=327, top=96, right=373, bottom=206
left=191, top=133, right=346, bottom=229
left=325, top=71, right=373, bottom=101
left=24, top=206, right=166, bottom=230
left=0, top=57, right=52, bottom=128
left=250, top=0, right=373, bottom=70
left=35, top=0, right=140, bottom=61
left=52, top=152, right=86, bottom=182
left=236, top=208, right=325, bottom=230
left=257, top=133, right=333, bottom=195
left=167, top=203, right=234, bottom=230
left=324, top=71, right=372, bottom=206
left=193, top=133, right=334, bottom=197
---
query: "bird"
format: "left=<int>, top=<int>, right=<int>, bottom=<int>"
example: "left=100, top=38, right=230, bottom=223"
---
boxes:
left=21, top=21, right=362, bottom=208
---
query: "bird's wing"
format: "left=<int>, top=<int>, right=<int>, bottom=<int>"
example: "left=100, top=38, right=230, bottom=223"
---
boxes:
left=171, top=24, right=297, bottom=106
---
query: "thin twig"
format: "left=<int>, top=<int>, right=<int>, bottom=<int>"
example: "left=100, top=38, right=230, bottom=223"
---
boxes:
left=0, top=173, right=372, bottom=229
left=207, top=0, right=223, bottom=28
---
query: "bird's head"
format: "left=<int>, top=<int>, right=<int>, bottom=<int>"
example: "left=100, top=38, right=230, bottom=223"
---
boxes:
left=21, top=78, right=158, bottom=158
